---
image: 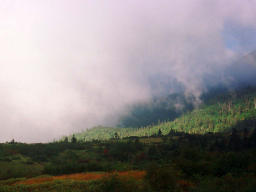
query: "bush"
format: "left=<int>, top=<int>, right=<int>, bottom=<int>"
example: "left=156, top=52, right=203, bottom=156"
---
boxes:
left=96, top=174, right=145, bottom=192
left=145, top=164, right=178, bottom=192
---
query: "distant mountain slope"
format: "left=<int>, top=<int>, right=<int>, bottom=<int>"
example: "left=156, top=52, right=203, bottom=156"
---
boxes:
left=153, top=87, right=256, bottom=134
left=70, top=87, right=256, bottom=141
left=117, top=50, right=256, bottom=129
left=117, top=92, right=194, bottom=128
left=225, top=50, right=256, bottom=87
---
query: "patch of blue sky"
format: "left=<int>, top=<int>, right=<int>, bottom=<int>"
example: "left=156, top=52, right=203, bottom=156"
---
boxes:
left=222, top=22, right=256, bottom=54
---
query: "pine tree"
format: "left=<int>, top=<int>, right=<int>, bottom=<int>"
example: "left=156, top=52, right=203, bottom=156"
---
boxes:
left=158, top=129, right=162, bottom=136
left=71, top=134, right=77, bottom=143
left=64, top=137, right=68, bottom=143
left=114, top=132, right=119, bottom=140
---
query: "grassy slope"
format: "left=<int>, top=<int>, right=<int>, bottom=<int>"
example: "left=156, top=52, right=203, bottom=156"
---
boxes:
left=0, top=153, right=43, bottom=180
left=73, top=88, right=256, bottom=141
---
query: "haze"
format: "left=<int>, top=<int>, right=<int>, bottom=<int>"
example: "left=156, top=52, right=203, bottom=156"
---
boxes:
left=0, top=0, right=256, bottom=142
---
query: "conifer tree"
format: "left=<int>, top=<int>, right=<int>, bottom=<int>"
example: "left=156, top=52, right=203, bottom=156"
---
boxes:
left=71, top=134, right=77, bottom=143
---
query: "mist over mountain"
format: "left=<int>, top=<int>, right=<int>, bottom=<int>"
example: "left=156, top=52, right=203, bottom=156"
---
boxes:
left=0, top=0, right=256, bottom=142
left=225, top=51, right=256, bottom=87
left=119, top=50, right=256, bottom=128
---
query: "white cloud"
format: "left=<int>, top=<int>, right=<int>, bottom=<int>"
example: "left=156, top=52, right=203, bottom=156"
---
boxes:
left=0, top=0, right=256, bottom=142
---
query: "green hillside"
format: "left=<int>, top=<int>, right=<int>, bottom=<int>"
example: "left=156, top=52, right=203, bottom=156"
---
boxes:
left=72, top=87, right=256, bottom=142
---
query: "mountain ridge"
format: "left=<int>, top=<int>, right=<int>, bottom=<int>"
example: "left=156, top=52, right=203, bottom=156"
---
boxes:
left=68, top=86, right=256, bottom=142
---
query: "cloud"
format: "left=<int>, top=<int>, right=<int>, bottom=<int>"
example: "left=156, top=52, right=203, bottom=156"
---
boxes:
left=0, top=0, right=256, bottom=142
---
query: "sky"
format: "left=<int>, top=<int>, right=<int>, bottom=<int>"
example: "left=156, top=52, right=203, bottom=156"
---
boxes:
left=0, top=0, right=256, bottom=143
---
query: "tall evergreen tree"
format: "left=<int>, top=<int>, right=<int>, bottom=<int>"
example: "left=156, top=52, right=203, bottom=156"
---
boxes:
left=71, top=134, right=77, bottom=143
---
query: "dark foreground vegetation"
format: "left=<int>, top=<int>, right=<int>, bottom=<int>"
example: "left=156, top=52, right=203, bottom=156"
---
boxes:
left=1, top=128, right=256, bottom=192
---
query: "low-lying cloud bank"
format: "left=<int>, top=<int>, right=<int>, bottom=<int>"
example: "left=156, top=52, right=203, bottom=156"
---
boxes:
left=0, top=0, right=256, bottom=142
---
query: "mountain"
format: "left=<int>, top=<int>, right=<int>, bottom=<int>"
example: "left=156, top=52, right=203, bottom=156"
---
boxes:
left=70, top=86, right=256, bottom=141
left=67, top=51, right=256, bottom=141
left=117, top=50, right=256, bottom=127
left=117, top=92, right=194, bottom=128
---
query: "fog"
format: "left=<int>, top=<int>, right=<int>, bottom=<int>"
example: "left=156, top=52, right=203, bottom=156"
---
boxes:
left=0, top=0, right=256, bottom=142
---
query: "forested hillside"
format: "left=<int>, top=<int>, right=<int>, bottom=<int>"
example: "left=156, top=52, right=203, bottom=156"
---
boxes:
left=71, top=87, right=256, bottom=141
